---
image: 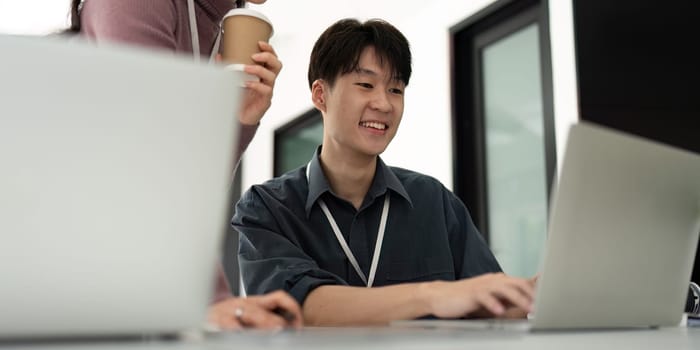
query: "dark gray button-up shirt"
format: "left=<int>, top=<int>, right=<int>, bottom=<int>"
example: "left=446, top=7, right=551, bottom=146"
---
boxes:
left=233, top=149, right=501, bottom=305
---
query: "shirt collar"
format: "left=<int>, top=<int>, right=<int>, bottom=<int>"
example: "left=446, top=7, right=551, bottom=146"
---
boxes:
left=304, top=147, right=330, bottom=216
left=304, top=147, right=413, bottom=217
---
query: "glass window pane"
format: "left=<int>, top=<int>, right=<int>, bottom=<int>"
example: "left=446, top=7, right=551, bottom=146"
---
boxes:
left=482, top=23, right=547, bottom=277
left=277, top=119, right=323, bottom=175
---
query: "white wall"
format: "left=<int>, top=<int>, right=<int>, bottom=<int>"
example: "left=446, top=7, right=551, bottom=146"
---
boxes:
left=243, top=0, right=491, bottom=190
left=547, top=0, right=579, bottom=180
left=0, top=0, right=71, bottom=35
left=0, top=0, right=578, bottom=191
left=242, top=0, right=579, bottom=191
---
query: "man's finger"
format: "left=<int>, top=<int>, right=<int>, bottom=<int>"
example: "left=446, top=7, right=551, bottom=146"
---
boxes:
left=236, top=304, right=288, bottom=329
left=256, top=291, right=303, bottom=327
left=476, top=293, right=505, bottom=316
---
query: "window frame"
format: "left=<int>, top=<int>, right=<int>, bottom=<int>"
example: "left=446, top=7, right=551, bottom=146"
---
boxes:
left=450, top=0, right=555, bottom=242
left=273, top=108, right=323, bottom=177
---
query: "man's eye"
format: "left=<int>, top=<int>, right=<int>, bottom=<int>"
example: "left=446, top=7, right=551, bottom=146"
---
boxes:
left=356, top=83, right=373, bottom=89
left=390, top=88, right=404, bottom=95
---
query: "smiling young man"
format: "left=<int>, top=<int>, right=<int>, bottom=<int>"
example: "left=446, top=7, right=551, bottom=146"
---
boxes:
left=233, top=18, right=535, bottom=326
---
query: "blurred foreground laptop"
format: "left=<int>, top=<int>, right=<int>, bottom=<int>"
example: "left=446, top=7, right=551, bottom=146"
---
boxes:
left=0, top=35, right=243, bottom=339
left=394, top=122, right=700, bottom=331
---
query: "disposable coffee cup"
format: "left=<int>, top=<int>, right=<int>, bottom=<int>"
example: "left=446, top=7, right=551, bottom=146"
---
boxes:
left=222, top=8, right=274, bottom=82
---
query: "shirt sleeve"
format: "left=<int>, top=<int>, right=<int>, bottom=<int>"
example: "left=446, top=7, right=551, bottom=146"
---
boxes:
left=80, top=0, right=179, bottom=52
left=232, top=122, right=258, bottom=171
left=233, top=186, right=348, bottom=305
left=443, top=187, right=503, bottom=278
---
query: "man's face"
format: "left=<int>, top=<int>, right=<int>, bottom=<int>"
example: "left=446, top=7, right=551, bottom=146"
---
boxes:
left=315, top=47, right=405, bottom=159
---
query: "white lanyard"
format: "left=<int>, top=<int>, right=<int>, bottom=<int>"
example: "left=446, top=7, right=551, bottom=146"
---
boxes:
left=306, top=163, right=390, bottom=287
left=187, top=0, right=222, bottom=64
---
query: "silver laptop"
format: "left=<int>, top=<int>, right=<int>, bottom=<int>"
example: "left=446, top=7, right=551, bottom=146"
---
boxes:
left=394, top=122, right=700, bottom=331
left=0, top=35, right=243, bottom=338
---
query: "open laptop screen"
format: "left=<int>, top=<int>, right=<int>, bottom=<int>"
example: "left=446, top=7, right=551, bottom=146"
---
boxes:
left=0, top=34, right=243, bottom=338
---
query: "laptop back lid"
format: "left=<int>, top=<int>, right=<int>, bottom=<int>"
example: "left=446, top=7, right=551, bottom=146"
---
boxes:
left=0, top=35, right=242, bottom=338
left=532, top=122, right=700, bottom=330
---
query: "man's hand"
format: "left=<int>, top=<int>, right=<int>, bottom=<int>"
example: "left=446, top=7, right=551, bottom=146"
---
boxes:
left=425, top=273, right=535, bottom=319
left=238, top=41, right=282, bottom=126
left=207, top=290, right=303, bottom=330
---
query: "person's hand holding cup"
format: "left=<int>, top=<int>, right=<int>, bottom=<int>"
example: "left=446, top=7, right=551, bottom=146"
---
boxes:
left=221, top=6, right=279, bottom=126
left=221, top=8, right=274, bottom=82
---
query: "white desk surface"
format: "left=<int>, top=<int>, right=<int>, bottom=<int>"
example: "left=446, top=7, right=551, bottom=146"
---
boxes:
left=2, top=326, right=699, bottom=350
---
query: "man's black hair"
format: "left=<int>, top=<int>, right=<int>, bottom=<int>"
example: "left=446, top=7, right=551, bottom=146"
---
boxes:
left=308, top=18, right=412, bottom=89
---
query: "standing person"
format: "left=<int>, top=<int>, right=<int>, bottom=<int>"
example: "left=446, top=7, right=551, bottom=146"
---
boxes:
left=233, top=18, right=535, bottom=326
left=66, top=0, right=302, bottom=330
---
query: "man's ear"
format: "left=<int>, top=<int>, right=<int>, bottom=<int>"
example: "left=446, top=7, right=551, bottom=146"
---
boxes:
left=311, top=79, right=327, bottom=113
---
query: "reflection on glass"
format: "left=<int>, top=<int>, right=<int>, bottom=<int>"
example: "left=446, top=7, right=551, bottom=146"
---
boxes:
left=482, top=23, right=547, bottom=277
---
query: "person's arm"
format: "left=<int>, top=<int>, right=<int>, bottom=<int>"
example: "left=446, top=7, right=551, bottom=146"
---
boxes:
left=303, top=273, right=535, bottom=326
left=234, top=185, right=350, bottom=305
left=218, top=42, right=280, bottom=163
left=236, top=41, right=282, bottom=126
left=211, top=266, right=233, bottom=303
left=443, top=187, right=502, bottom=278
left=444, top=187, right=535, bottom=319
left=82, top=1, right=279, bottom=156
left=235, top=181, right=534, bottom=326
left=231, top=123, right=259, bottom=172
left=228, top=42, right=284, bottom=165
